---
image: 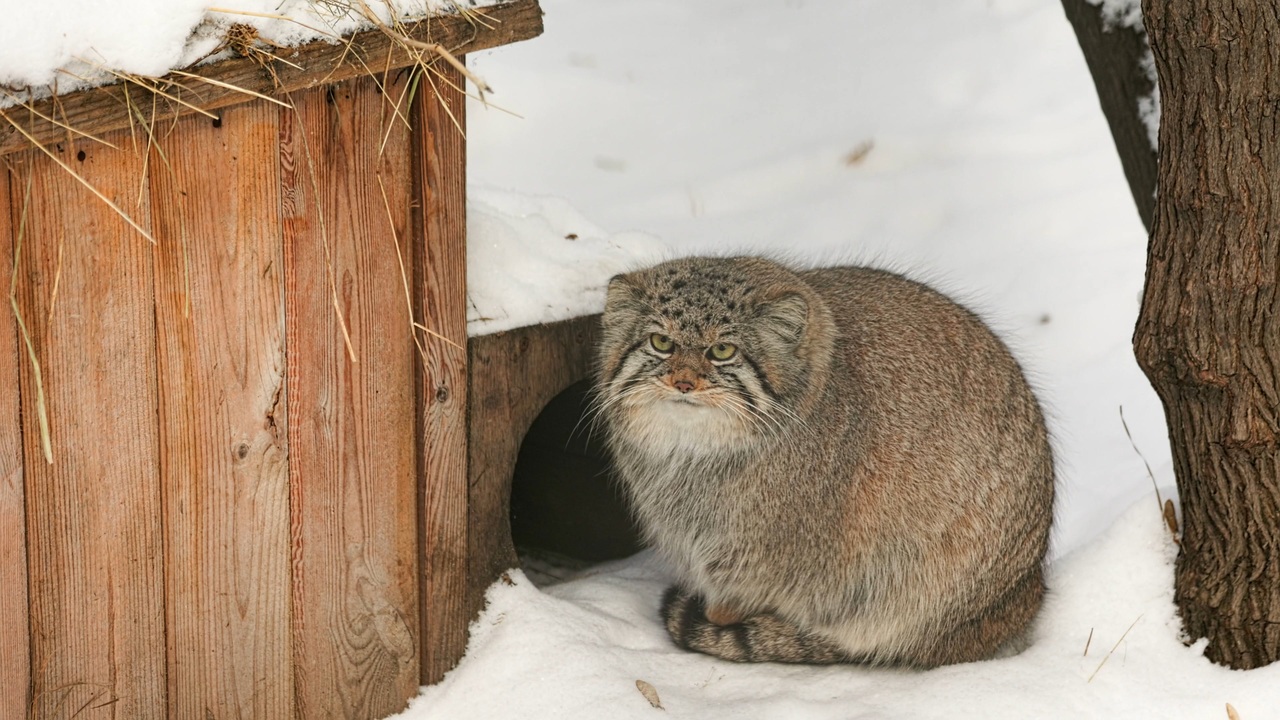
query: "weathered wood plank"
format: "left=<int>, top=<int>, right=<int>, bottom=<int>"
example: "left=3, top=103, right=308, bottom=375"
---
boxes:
left=12, top=139, right=166, bottom=717
left=466, top=316, right=600, bottom=618
left=283, top=75, right=420, bottom=717
left=414, top=62, right=470, bottom=686
left=0, top=161, right=32, bottom=719
left=0, top=0, right=544, bottom=157
left=149, top=103, right=293, bottom=717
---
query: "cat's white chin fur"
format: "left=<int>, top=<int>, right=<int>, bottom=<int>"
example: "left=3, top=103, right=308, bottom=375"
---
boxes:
left=616, top=391, right=753, bottom=455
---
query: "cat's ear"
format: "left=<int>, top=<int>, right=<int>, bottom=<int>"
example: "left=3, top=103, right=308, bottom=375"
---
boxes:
left=604, top=274, right=642, bottom=315
left=761, top=293, right=809, bottom=345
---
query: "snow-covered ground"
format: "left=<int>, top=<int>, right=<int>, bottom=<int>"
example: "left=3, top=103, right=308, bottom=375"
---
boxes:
left=412, top=0, right=1280, bottom=716
left=403, top=506, right=1279, bottom=719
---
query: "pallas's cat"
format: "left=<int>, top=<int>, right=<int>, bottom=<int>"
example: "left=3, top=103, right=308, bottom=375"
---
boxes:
left=595, top=257, right=1054, bottom=667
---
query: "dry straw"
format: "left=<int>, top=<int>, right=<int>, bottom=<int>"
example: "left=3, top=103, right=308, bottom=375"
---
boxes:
left=1, top=0, right=500, bottom=246
left=7, top=174, right=53, bottom=464
left=1086, top=614, right=1143, bottom=682
left=1, top=0, right=489, bottom=461
left=1119, top=406, right=1181, bottom=541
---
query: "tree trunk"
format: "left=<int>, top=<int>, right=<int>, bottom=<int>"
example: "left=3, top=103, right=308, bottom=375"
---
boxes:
left=1135, top=0, right=1280, bottom=670
left=1059, top=0, right=1158, bottom=231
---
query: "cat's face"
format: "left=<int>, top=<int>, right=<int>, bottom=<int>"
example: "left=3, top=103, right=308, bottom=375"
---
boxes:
left=596, top=258, right=817, bottom=453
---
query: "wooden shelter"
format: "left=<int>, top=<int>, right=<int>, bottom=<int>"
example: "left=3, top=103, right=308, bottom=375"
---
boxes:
left=0, top=1, right=556, bottom=717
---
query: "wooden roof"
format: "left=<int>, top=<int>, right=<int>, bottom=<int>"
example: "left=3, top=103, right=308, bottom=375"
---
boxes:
left=0, top=0, right=542, bottom=156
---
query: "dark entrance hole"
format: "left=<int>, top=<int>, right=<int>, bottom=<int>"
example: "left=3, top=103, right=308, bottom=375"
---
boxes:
left=509, top=378, right=643, bottom=579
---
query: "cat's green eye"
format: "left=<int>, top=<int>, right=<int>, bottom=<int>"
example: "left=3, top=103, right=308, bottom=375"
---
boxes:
left=650, top=333, right=675, bottom=353
left=707, top=342, right=738, bottom=361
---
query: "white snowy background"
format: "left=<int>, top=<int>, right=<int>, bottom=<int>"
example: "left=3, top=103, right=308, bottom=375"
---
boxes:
left=3, top=0, right=1277, bottom=716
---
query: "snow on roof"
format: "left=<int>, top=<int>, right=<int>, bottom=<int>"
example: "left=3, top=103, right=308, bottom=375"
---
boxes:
left=467, top=188, right=670, bottom=336
left=0, top=0, right=506, bottom=105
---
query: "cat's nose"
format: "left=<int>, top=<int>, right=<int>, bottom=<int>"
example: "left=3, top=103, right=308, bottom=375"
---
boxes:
left=673, top=380, right=695, bottom=394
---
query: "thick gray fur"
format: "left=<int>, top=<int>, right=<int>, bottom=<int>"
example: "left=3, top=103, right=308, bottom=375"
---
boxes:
left=594, top=257, right=1054, bottom=668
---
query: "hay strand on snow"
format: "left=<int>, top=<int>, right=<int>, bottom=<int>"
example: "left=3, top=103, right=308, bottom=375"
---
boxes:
left=206, top=7, right=342, bottom=45
left=353, top=0, right=493, bottom=97
left=1087, top=614, right=1143, bottom=683
left=1119, top=405, right=1179, bottom=541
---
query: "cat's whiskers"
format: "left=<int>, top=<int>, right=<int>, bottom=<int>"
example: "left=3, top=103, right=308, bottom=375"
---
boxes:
left=707, top=389, right=778, bottom=437
left=600, top=380, right=657, bottom=413
left=720, top=394, right=775, bottom=436
left=752, top=392, right=814, bottom=438
left=705, top=391, right=765, bottom=436
left=572, top=387, right=615, bottom=444
left=746, top=398, right=789, bottom=437
left=584, top=380, right=657, bottom=439
left=705, top=382, right=786, bottom=436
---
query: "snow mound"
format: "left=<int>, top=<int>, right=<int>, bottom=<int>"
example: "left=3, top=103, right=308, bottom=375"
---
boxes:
left=395, top=499, right=1280, bottom=719
left=467, top=187, right=670, bottom=336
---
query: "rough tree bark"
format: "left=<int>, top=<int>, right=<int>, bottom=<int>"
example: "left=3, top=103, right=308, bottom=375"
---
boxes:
left=1059, top=0, right=1158, bottom=231
left=1134, top=0, right=1280, bottom=669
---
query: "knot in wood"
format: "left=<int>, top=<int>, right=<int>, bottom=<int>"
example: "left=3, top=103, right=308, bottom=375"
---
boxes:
left=1224, top=421, right=1277, bottom=451
left=1196, top=368, right=1230, bottom=389
left=435, top=384, right=450, bottom=404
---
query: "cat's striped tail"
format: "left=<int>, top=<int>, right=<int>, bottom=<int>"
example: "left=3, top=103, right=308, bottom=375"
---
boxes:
left=661, top=586, right=851, bottom=664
